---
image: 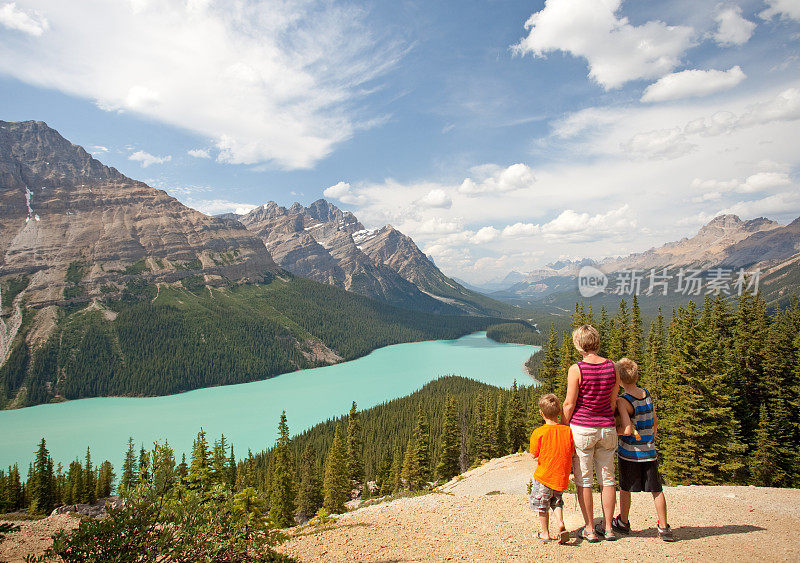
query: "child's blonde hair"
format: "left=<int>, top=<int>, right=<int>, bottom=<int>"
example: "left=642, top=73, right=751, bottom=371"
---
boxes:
left=616, top=357, right=639, bottom=384
left=538, top=393, right=561, bottom=420
left=572, top=324, right=600, bottom=354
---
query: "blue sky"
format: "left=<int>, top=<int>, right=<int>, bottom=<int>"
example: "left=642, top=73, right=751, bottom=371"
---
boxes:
left=1, top=0, right=799, bottom=283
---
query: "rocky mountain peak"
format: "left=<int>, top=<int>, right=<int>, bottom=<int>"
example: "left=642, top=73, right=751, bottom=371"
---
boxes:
left=0, top=120, right=126, bottom=190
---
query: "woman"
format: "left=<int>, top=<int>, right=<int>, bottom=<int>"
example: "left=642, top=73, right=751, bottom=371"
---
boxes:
left=562, top=324, right=620, bottom=542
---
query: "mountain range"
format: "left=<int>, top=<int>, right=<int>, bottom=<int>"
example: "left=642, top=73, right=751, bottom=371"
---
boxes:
left=488, top=214, right=800, bottom=309
left=0, top=120, right=528, bottom=409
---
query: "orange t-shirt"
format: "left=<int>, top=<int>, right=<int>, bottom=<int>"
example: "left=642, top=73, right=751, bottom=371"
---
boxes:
left=530, top=423, right=574, bottom=491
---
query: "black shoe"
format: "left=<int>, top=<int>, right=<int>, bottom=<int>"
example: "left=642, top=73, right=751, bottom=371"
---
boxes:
left=657, top=524, right=675, bottom=542
left=612, top=515, right=631, bottom=535
left=594, top=523, right=617, bottom=541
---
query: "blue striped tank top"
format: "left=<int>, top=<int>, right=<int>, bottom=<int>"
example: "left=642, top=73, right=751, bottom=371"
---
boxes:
left=617, top=388, right=658, bottom=462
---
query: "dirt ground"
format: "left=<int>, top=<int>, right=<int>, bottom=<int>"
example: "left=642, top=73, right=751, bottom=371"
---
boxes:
left=0, top=514, right=79, bottom=563
left=277, top=453, right=800, bottom=562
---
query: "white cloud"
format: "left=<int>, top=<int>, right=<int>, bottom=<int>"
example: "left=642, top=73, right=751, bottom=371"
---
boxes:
left=417, top=189, right=452, bottom=208
left=0, top=1, right=400, bottom=169
left=90, top=145, right=108, bottom=155
left=760, top=0, right=800, bottom=22
left=719, top=191, right=800, bottom=217
left=458, top=163, right=535, bottom=194
left=642, top=66, right=746, bottom=102
left=684, top=88, right=800, bottom=136
left=128, top=150, right=172, bottom=167
left=540, top=205, right=636, bottom=240
left=187, top=148, right=211, bottom=159
left=713, top=6, right=756, bottom=46
left=184, top=199, right=258, bottom=216
left=0, top=2, right=48, bottom=35
left=502, top=222, right=541, bottom=237
left=691, top=171, right=791, bottom=196
left=622, top=128, right=696, bottom=160
left=323, top=181, right=366, bottom=205
left=512, top=0, right=694, bottom=89
left=471, top=226, right=500, bottom=244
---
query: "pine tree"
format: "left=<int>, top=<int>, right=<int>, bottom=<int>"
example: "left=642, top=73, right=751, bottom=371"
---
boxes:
left=598, top=306, right=609, bottom=356
left=388, top=445, right=403, bottom=494
left=269, top=411, right=296, bottom=527
left=138, top=445, right=150, bottom=485
left=322, top=426, right=349, bottom=513
left=83, top=447, right=96, bottom=504
left=556, top=331, right=573, bottom=399
left=608, top=299, right=628, bottom=360
left=295, top=445, right=322, bottom=521
left=751, top=403, right=781, bottom=486
left=506, top=381, right=527, bottom=453
left=151, top=441, right=176, bottom=495
left=495, top=393, right=508, bottom=456
left=401, top=437, right=422, bottom=490
left=177, top=453, right=188, bottom=484
left=121, top=437, right=137, bottom=490
left=345, top=401, right=364, bottom=484
left=228, top=446, right=237, bottom=489
left=536, top=325, right=560, bottom=394
left=95, top=460, right=114, bottom=498
left=626, top=294, right=643, bottom=363
left=412, top=404, right=430, bottom=481
left=188, top=428, right=212, bottom=491
left=29, top=438, right=55, bottom=515
left=211, top=435, right=229, bottom=486
left=436, top=395, right=461, bottom=482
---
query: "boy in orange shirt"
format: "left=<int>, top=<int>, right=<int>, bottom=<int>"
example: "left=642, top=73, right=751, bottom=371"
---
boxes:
left=530, top=393, right=575, bottom=544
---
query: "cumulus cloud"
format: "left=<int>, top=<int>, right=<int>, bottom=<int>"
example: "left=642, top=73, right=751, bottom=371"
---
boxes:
left=187, top=148, right=211, bottom=159
left=323, top=181, right=366, bottom=205
left=417, top=189, right=452, bottom=208
left=684, top=88, right=800, bottom=136
left=458, top=163, right=535, bottom=194
left=760, top=0, right=800, bottom=22
left=0, top=0, right=400, bottom=169
left=471, top=226, right=501, bottom=244
left=719, top=191, right=800, bottom=217
left=713, top=6, right=756, bottom=46
left=692, top=172, right=792, bottom=197
left=502, top=222, right=541, bottom=237
left=0, top=2, right=48, bottom=35
left=129, top=150, right=172, bottom=167
left=540, top=205, right=636, bottom=240
left=512, top=0, right=694, bottom=89
left=642, top=66, right=746, bottom=102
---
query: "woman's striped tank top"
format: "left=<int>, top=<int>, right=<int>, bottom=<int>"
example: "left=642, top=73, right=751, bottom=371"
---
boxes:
left=570, top=359, right=616, bottom=428
left=617, top=389, right=658, bottom=462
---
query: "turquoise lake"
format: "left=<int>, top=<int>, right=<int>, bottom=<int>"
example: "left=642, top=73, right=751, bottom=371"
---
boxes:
left=0, top=332, right=538, bottom=470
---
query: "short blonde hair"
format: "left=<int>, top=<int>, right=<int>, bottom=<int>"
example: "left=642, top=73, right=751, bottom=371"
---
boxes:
left=538, top=393, right=561, bottom=420
left=616, top=357, right=639, bottom=384
left=572, top=324, right=600, bottom=354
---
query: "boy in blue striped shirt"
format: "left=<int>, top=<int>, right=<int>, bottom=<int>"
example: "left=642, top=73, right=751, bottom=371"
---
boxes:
left=611, top=358, right=674, bottom=542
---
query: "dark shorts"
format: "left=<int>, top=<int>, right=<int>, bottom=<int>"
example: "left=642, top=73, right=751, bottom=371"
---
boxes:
left=529, top=479, right=564, bottom=512
left=618, top=458, right=663, bottom=493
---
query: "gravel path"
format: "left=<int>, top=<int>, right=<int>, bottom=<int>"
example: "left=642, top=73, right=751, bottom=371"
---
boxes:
left=278, top=454, right=800, bottom=562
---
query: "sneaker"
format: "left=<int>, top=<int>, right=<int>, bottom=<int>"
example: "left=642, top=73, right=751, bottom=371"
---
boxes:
left=657, top=524, right=675, bottom=542
left=612, top=515, right=631, bottom=535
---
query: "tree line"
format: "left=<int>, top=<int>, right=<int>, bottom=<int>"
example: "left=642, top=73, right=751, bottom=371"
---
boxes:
left=534, top=293, right=800, bottom=487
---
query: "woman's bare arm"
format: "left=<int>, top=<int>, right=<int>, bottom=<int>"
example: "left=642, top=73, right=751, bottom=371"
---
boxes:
left=561, top=364, right=581, bottom=424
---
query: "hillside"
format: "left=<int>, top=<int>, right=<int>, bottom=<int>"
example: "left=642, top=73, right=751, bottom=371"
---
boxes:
left=276, top=454, right=800, bottom=562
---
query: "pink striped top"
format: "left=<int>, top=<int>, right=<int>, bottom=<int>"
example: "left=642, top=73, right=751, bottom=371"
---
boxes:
left=570, top=359, right=616, bottom=428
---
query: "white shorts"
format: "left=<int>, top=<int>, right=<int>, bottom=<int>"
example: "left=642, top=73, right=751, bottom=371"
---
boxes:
left=570, top=424, right=617, bottom=488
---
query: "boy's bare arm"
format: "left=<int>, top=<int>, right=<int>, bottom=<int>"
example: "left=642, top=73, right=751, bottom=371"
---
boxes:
left=616, top=398, right=634, bottom=436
